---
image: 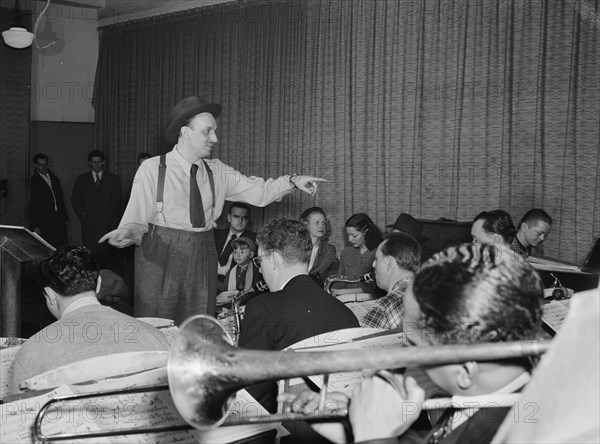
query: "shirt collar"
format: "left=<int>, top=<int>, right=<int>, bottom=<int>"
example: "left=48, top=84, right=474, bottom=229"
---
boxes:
left=448, top=371, right=531, bottom=431
left=391, top=277, right=413, bottom=293
left=61, top=295, right=101, bottom=318
left=173, top=145, right=203, bottom=176
left=280, top=273, right=308, bottom=291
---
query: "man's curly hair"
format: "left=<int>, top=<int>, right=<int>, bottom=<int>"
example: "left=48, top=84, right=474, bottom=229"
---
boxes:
left=412, top=243, right=543, bottom=344
left=39, top=244, right=99, bottom=296
left=257, top=218, right=312, bottom=264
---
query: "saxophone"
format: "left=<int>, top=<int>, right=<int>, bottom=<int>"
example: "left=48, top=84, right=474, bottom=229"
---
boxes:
left=324, top=272, right=374, bottom=295
left=230, top=280, right=269, bottom=344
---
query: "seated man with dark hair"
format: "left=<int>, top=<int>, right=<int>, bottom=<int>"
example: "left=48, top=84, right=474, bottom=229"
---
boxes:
left=471, top=209, right=516, bottom=246
left=511, top=208, right=553, bottom=257
left=10, top=245, right=170, bottom=392
left=281, top=243, right=544, bottom=444
left=362, top=232, right=422, bottom=330
left=239, top=218, right=359, bottom=412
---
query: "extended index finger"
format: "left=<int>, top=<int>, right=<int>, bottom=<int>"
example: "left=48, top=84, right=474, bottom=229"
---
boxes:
left=98, top=232, right=114, bottom=244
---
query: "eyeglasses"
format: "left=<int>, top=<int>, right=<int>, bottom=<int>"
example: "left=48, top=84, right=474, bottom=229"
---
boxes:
left=252, top=253, right=270, bottom=269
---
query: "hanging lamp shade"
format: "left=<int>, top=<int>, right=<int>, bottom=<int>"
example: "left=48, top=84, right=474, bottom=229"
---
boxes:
left=2, top=26, right=34, bottom=49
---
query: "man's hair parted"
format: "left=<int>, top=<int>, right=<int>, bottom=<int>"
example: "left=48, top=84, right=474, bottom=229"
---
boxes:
left=380, top=232, right=422, bottom=272
left=473, top=209, right=517, bottom=243
left=519, top=208, right=553, bottom=228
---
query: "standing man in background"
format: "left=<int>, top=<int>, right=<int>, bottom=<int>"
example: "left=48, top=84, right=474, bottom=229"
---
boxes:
left=72, top=150, right=122, bottom=269
left=99, top=95, right=325, bottom=324
left=30, top=153, right=68, bottom=248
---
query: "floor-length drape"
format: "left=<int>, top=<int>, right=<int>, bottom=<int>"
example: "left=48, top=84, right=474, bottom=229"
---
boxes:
left=94, top=0, right=600, bottom=263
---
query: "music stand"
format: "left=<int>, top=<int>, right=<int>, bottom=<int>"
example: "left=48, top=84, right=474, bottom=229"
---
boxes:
left=0, top=225, right=54, bottom=337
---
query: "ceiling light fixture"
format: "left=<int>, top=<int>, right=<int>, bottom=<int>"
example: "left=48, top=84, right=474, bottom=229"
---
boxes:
left=2, top=0, right=56, bottom=50
left=2, top=0, right=34, bottom=49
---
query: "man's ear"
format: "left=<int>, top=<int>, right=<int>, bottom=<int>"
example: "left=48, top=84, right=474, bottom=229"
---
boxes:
left=44, top=287, right=57, bottom=306
left=521, top=221, right=530, bottom=232
left=180, top=125, right=194, bottom=141
left=271, top=251, right=282, bottom=269
left=457, top=361, right=478, bottom=390
left=386, top=257, right=393, bottom=270
left=492, top=233, right=503, bottom=245
left=95, top=275, right=102, bottom=294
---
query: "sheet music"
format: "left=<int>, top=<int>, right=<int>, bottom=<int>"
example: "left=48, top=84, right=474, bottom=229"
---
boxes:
left=0, top=345, right=21, bottom=399
left=542, top=299, right=571, bottom=333
left=1, top=368, right=286, bottom=444
left=291, top=329, right=405, bottom=397
left=527, top=256, right=582, bottom=273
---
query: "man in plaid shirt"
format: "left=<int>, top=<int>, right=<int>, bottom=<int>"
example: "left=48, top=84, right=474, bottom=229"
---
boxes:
left=362, top=232, right=421, bottom=330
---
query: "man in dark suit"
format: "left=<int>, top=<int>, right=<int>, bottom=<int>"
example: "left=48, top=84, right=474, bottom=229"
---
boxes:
left=214, top=202, right=257, bottom=285
left=30, top=153, right=68, bottom=248
left=238, top=218, right=359, bottom=412
left=71, top=150, right=122, bottom=268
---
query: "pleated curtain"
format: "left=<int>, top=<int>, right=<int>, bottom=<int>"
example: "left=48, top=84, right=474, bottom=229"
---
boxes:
left=94, top=0, right=600, bottom=263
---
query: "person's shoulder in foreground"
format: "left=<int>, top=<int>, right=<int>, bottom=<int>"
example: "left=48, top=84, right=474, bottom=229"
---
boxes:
left=10, top=244, right=169, bottom=392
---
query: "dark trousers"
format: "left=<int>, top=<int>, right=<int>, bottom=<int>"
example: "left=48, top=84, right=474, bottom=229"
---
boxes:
left=134, top=225, right=217, bottom=325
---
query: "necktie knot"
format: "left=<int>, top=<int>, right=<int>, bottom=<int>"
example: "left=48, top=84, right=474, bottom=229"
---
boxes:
left=190, top=164, right=199, bottom=176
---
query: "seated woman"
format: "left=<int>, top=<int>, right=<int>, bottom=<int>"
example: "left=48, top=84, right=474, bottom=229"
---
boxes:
left=361, top=232, right=421, bottom=330
left=301, top=206, right=338, bottom=286
left=333, top=213, right=383, bottom=296
left=280, top=243, right=544, bottom=444
left=471, top=209, right=516, bottom=246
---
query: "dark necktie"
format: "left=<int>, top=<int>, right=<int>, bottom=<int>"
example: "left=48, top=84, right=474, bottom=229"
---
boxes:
left=190, top=164, right=205, bottom=228
left=219, top=234, right=237, bottom=265
left=94, top=174, right=100, bottom=188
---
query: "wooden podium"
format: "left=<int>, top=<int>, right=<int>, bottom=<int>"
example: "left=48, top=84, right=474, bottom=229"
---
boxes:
left=0, top=226, right=53, bottom=337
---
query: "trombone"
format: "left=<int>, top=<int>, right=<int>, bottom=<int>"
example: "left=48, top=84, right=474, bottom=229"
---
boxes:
left=33, top=315, right=551, bottom=441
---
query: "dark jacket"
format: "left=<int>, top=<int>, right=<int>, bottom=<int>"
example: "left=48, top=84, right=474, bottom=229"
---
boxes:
left=30, top=170, right=68, bottom=247
left=71, top=171, right=121, bottom=246
left=238, top=274, right=359, bottom=411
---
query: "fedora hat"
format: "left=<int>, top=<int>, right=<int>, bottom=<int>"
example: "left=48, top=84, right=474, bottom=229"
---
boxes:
left=386, top=213, right=423, bottom=239
left=165, top=96, right=222, bottom=144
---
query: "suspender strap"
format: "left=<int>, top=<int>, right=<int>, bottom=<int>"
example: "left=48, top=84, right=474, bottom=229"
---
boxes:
left=155, top=155, right=216, bottom=227
left=156, top=154, right=167, bottom=212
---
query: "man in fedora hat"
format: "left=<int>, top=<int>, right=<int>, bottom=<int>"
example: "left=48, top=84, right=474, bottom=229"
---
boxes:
left=99, top=96, right=325, bottom=324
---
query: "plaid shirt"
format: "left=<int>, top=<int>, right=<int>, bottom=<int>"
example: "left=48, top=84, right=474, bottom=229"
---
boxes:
left=361, top=277, right=413, bottom=330
left=510, top=237, right=544, bottom=258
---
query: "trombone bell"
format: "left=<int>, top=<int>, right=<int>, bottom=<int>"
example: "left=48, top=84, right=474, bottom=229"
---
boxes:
left=168, top=315, right=237, bottom=429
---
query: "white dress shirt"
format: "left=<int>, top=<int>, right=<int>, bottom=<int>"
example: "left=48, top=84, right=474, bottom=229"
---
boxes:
left=119, top=146, right=295, bottom=243
left=37, top=171, right=58, bottom=211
